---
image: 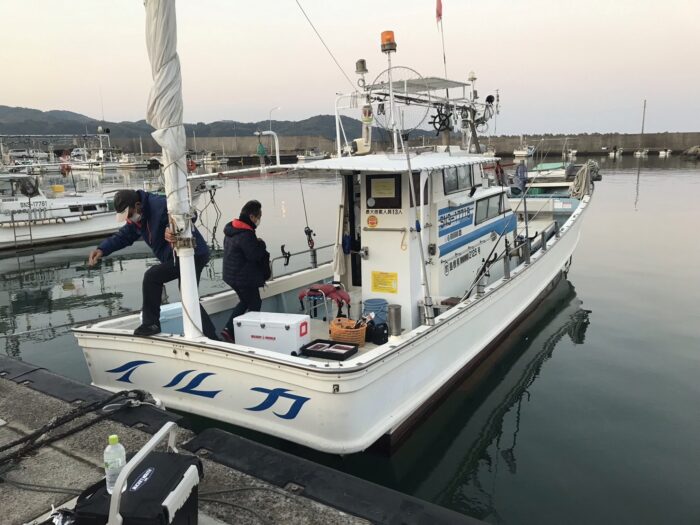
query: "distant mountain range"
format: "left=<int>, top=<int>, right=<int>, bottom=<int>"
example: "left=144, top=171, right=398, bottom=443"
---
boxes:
left=0, top=105, right=399, bottom=141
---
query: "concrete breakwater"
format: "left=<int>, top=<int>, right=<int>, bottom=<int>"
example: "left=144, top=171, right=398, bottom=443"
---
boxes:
left=109, top=131, right=700, bottom=156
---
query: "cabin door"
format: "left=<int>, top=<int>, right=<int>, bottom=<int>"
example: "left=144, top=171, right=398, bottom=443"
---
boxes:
left=345, top=173, right=362, bottom=287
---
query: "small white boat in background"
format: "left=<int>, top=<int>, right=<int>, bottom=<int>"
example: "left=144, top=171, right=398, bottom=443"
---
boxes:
left=202, top=151, right=224, bottom=166
left=297, top=149, right=328, bottom=162
left=513, top=145, right=535, bottom=157
left=567, top=149, right=577, bottom=159
left=117, top=153, right=150, bottom=170
left=658, top=149, right=671, bottom=158
left=0, top=174, right=117, bottom=250
left=609, top=148, right=623, bottom=158
left=633, top=149, right=649, bottom=158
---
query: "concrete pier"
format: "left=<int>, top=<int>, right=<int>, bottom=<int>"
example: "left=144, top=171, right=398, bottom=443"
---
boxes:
left=110, top=131, right=700, bottom=156
left=0, top=356, right=482, bottom=525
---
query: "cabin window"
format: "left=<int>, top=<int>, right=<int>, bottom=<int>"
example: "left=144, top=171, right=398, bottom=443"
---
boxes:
left=443, top=165, right=473, bottom=195
left=69, top=204, right=98, bottom=213
left=475, top=193, right=505, bottom=225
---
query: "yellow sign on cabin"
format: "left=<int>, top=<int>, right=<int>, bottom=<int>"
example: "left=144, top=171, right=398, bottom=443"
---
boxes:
left=371, top=271, right=398, bottom=294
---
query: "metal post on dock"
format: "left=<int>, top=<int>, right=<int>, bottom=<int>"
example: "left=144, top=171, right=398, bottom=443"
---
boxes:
left=522, top=239, right=531, bottom=265
left=503, top=249, right=511, bottom=280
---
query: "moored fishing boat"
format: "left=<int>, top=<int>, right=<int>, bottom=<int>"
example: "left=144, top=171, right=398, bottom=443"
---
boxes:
left=0, top=174, right=117, bottom=250
left=73, top=9, right=595, bottom=454
left=297, top=149, right=328, bottom=162
left=513, top=145, right=535, bottom=157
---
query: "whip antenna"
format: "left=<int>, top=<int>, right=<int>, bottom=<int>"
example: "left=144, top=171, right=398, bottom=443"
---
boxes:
left=294, top=0, right=356, bottom=91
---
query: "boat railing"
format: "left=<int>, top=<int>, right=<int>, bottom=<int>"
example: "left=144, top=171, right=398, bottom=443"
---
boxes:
left=494, top=220, right=559, bottom=278
left=1, top=203, right=111, bottom=227
left=269, top=243, right=333, bottom=279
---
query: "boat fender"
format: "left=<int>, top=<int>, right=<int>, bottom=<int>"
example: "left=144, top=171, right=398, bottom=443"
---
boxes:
left=342, top=234, right=352, bottom=255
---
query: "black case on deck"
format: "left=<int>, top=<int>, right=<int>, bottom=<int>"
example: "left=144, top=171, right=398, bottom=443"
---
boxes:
left=299, top=339, right=358, bottom=361
left=74, top=451, right=203, bottom=525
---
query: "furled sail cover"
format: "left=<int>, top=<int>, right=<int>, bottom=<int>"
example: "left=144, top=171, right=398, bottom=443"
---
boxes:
left=144, top=0, right=191, bottom=235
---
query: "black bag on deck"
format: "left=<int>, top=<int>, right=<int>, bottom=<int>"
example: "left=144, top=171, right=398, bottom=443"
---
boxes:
left=370, top=323, right=389, bottom=345
left=74, top=451, right=202, bottom=525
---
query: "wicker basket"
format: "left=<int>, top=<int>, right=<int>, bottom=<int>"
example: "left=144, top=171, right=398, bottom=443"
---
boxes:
left=329, top=318, right=366, bottom=346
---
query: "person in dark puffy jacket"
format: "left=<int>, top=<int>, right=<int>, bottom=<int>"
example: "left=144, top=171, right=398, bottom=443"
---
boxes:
left=87, top=189, right=217, bottom=339
left=221, top=200, right=270, bottom=342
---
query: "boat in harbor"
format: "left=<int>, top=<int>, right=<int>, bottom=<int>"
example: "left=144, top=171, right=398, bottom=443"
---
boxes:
left=658, top=149, right=671, bottom=158
left=73, top=14, right=595, bottom=454
left=297, top=149, right=328, bottom=162
left=513, top=145, right=535, bottom=157
left=0, top=174, right=117, bottom=250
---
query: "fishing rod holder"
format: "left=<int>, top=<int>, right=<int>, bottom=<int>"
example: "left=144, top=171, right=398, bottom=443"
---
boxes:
left=269, top=243, right=333, bottom=278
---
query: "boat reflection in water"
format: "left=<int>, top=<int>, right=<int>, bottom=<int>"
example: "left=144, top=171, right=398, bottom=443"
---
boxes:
left=339, top=276, right=591, bottom=520
left=0, top=242, right=152, bottom=363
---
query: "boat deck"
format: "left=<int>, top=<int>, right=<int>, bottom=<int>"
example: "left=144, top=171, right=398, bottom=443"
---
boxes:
left=209, top=285, right=382, bottom=360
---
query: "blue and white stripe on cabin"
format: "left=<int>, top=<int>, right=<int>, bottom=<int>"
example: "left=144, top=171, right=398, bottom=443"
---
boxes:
left=439, top=213, right=516, bottom=257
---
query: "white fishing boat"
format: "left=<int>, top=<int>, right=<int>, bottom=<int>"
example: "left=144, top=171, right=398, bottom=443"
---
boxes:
left=117, top=153, right=150, bottom=170
left=608, top=148, right=623, bottom=158
left=201, top=151, right=224, bottom=166
left=633, top=148, right=648, bottom=158
left=658, top=149, right=671, bottom=158
left=74, top=9, right=595, bottom=454
left=513, top=145, right=535, bottom=157
left=0, top=174, right=118, bottom=250
left=297, top=150, right=328, bottom=162
left=526, top=161, right=577, bottom=180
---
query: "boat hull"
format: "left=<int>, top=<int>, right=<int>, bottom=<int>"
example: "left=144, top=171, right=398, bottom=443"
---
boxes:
left=0, top=212, right=118, bottom=250
left=76, top=195, right=589, bottom=454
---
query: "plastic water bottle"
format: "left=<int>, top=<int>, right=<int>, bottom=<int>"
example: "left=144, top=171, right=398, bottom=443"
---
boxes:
left=104, top=434, right=126, bottom=494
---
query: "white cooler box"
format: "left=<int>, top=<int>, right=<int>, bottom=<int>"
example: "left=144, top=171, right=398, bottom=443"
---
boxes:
left=234, top=312, right=311, bottom=354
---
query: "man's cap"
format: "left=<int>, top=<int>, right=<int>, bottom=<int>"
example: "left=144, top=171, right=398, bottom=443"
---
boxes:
left=113, top=190, right=138, bottom=222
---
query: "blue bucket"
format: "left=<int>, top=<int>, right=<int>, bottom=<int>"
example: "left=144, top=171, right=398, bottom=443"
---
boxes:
left=363, top=298, right=389, bottom=325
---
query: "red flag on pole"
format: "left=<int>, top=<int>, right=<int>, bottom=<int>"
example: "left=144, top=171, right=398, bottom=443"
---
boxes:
left=436, top=0, right=443, bottom=23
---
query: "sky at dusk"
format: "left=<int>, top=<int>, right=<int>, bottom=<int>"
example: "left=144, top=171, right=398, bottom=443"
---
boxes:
left=1, top=0, right=698, bottom=134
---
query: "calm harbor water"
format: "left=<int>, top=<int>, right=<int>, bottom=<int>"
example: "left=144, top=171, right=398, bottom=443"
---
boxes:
left=1, top=156, right=699, bottom=524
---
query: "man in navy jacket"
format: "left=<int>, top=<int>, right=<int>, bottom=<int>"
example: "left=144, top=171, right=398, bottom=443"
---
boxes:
left=88, top=189, right=217, bottom=338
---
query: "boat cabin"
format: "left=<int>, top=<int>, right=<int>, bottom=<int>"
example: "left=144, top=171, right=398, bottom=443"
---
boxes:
left=300, top=153, right=515, bottom=333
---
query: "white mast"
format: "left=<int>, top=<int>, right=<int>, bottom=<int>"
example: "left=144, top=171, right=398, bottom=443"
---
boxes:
left=144, top=0, right=203, bottom=338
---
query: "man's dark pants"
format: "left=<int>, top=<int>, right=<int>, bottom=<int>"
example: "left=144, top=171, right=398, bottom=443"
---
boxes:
left=225, top=287, right=262, bottom=333
left=141, top=254, right=217, bottom=339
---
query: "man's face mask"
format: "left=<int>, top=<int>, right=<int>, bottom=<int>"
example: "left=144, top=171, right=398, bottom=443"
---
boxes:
left=128, top=204, right=142, bottom=224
